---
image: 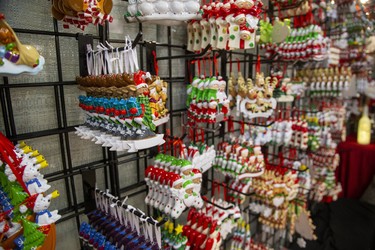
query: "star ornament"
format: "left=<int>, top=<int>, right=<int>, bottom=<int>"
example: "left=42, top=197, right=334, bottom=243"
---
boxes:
left=175, top=224, right=184, bottom=235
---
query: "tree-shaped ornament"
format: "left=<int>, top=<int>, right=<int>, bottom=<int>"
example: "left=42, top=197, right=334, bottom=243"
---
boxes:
left=295, top=208, right=317, bottom=241
left=21, top=218, right=46, bottom=250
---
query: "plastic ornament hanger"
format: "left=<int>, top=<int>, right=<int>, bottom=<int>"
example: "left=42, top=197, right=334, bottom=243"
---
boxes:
left=0, top=14, right=45, bottom=75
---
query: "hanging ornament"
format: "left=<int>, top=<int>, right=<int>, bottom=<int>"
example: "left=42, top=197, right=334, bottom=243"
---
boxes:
left=125, top=0, right=200, bottom=25
left=0, top=15, right=45, bottom=75
left=52, top=0, right=113, bottom=30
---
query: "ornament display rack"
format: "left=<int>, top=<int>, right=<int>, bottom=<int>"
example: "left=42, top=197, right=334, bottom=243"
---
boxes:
left=0, top=18, right=201, bottom=244
left=0, top=0, right=337, bottom=249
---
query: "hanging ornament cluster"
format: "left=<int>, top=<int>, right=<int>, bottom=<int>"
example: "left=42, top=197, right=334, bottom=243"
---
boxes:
left=290, top=118, right=309, bottom=150
left=182, top=207, right=221, bottom=250
left=0, top=15, right=45, bottom=75
left=210, top=200, right=241, bottom=240
left=278, top=78, right=307, bottom=99
left=249, top=165, right=300, bottom=230
left=309, top=145, right=342, bottom=203
left=228, top=70, right=278, bottom=119
left=247, top=126, right=273, bottom=146
left=161, top=222, right=188, bottom=250
left=312, top=111, right=336, bottom=148
left=77, top=73, right=169, bottom=124
left=51, top=0, right=113, bottom=30
left=214, top=138, right=265, bottom=178
left=79, top=223, right=117, bottom=250
left=145, top=154, right=203, bottom=219
left=275, top=77, right=294, bottom=102
left=270, top=119, right=294, bottom=146
left=181, top=142, right=216, bottom=173
left=226, top=178, right=252, bottom=204
left=204, top=183, right=243, bottom=239
left=186, top=74, right=229, bottom=124
left=270, top=117, right=309, bottom=150
left=230, top=220, right=251, bottom=249
left=262, top=24, right=330, bottom=61
left=0, top=134, right=59, bottom=250
left=327, top=46, right=341, bottom=66
left=82, top=189, right=162, bottom=250
left=305, top=113, right=321, bottom=151
left=270, top=0, right=311, bottom=18
left=284, top=163, right=316, bottom=244
left=323, top=104, right=346, bottom=142
left=125, top=0, right=200, bottom=24
left=187, top=0, right=263, bottom=52
left=75, top=38, right=167, bottom=152
left=250, top=163, right=316, bottom=244
left=296, top=67, right=351, bottom=98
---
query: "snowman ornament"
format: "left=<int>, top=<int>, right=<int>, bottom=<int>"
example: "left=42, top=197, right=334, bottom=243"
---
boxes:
left=21, top=192, right=61, bottom=226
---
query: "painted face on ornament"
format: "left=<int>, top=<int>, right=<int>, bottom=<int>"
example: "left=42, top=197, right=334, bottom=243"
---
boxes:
left=183, top=169, right=192, bottom=175
left=240, top=33, right=251, bottom=41
left=137, top=86, right=149, bottom=96
left=219, top=83, right=225, bottom=91
left=174, top=183, right=183, bottom=189
left=211, top=83, right=219, bottom=90
left=193, top=177, right=202, bottom=184
left=236, top=1, right=245, bottom=8
left=186, top=188, right=194, bottom=195
left=236, top=17, right=246, bottom=25
left=243, top=1, right=254, bottom=9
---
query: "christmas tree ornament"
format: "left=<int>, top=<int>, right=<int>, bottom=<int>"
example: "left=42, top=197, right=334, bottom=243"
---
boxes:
left=0, top=135, right=59, bottom=249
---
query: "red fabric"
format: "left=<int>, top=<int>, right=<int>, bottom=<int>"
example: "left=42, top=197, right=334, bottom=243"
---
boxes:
left=336, top=135, right=375, bottom=199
